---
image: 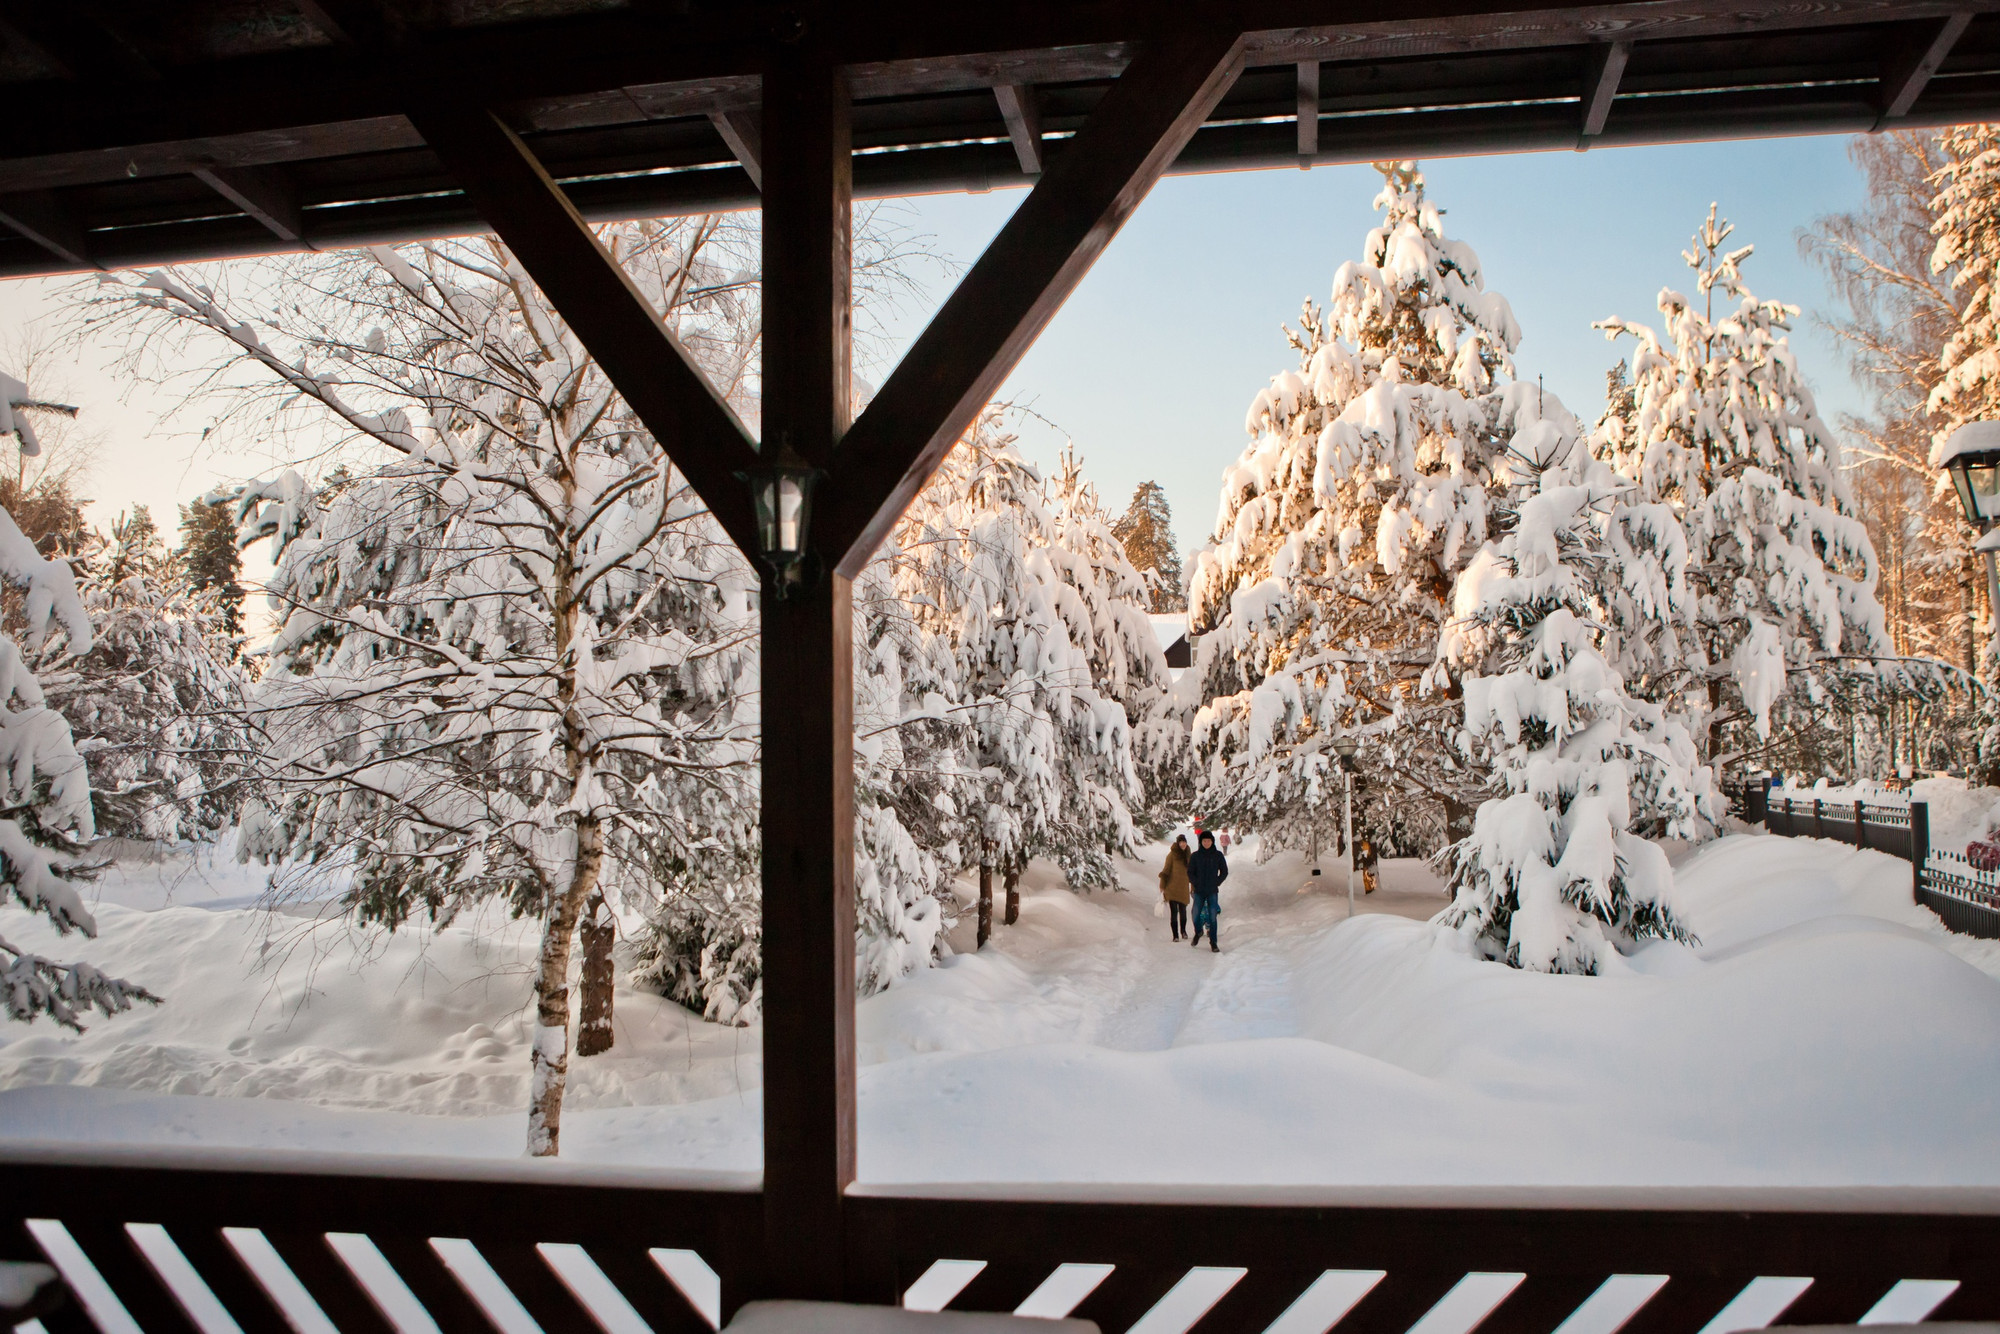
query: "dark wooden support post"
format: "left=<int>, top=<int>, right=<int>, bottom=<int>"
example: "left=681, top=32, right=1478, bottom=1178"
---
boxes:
left=1577, top=41, right=1629, bottom=149
left=993, top=84, right=1044, bottom=177
left=1296, top=61, right=1319, bottom=162
left=1913, top=801, right=1930, bottom=902
left=1876, top=13, right=1973, bottom=127
left=405, top=97, right=760, bottom=549
left=757, top=43, right=856, bottom=1303
left=0, top=191, right=91, bottom=268
left=823, top=24, right=1247, bottom=573
left=193, top=164, right=306, bottom=243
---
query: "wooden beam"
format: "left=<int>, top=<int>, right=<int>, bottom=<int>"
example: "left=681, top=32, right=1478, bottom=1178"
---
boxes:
left=1297, top=60, right=1320, bottom=160
left=821, top=23, right=1248, bottom=576
left=1578, top=40, right=1630, bottom=144
left=192, top=164, right=306, bottom=243
left=404, top=99, right=760, bottom=550
left=0, top=190, right=90, bottom=268
left=756, top=46, right=856, bottom=1302
left=993, top=83, right=1044, bottom=176
left=1877, top=12, right=1974, bottom=123
left=0, top=3, right=156, bottom=80
left=291, top=0, right=396, bottom=48
left=708, top=107, right=764, bottom=190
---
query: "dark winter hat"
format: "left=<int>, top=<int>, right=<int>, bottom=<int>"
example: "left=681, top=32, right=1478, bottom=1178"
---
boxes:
left=1198, top=831, right=1215, bottom=845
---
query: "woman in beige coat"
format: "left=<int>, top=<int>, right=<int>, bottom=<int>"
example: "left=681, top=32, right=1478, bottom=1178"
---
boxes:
left=1159, top=834, right=1192, bottom=941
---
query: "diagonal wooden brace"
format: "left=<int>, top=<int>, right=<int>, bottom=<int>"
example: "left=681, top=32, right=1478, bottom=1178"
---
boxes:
left=820, top=23, right=1246, bottom=577
left=406, top=98, right=762, bottom=550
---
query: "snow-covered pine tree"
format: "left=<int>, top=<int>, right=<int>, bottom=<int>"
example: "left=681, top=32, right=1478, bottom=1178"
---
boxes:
left=99, top=228, right=763, bottom=1156
left=35, top=508, right=250, bottom=843
left=1188, top=161, right=1520, bottom=852
left=1597, top=206, right=1892, bottom=769
left=0, top=492, right=157, bottom=1028
left=1929, top=124, right=2000, bottom=445
left=178, top=498, right=246, bottom=642
left=1111, top=480, right=1186, bottom=612
left=889, top=422, right=1151, bottom=893
left=1436, top=417, right=1708, bottom=974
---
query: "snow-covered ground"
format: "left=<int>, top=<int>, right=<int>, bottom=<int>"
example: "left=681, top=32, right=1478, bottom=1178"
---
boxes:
left=5, top=833, right=1999, bottom=1187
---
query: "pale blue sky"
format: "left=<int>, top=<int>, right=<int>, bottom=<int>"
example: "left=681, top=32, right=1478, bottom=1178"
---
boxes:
left=0, top=132, right=1879, bottom=561
left=876, top=132, right=1875, bottom=556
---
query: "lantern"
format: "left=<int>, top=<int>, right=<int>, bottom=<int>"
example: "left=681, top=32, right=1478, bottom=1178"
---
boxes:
left=743, top=444, right=821, bottom=597
left=1940, top=422, right=2000, bottom=531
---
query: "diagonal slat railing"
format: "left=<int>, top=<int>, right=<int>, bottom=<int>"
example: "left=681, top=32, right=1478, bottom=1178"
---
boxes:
left=10, top=1158, right=2000, bottom=1333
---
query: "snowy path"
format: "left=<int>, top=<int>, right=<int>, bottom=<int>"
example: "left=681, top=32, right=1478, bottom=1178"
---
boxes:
left=6, top=835, right=2000, bottom=1187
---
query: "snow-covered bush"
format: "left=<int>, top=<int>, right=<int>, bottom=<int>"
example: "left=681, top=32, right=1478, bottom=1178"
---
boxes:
left=1188, top=161, right=1521, bottom=851
left=0, top=498, right=157, bottom=1029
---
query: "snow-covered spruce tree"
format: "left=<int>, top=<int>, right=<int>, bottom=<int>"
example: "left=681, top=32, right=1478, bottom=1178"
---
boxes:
left=178, top=497, right=246, bottom=643
left=0, top=495, right=157, bottom=1028
left=1111, top=480, right=1186, bottom=613
left=889, top=423, right=1155, bottom=892
left=1597, top=206, right=1893, bottom=769
left=1436, top=430, right=1707, bottom=974
left=1188, top=161, right=1520, bottom=851
left=96, top=229, right=763, bottom=1156
left=34, top=508, right=251, bottom=843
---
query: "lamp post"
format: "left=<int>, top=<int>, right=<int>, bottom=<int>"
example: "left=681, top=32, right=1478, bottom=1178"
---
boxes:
left=742, top=441, right=823, bottom=599
left=1940, top=422, right=2000, bottom=621
left=1333, top=735, right=1358, bottom=919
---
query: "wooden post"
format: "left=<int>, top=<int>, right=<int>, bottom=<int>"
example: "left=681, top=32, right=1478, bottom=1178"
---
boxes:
left=1855, top=799, right=1867, bottom=851
left=758, top=42, right=856, bottom=1304
left=1813, top=796, right=1823, bottom=840
left=1912, top=800, right=1930, bottom=904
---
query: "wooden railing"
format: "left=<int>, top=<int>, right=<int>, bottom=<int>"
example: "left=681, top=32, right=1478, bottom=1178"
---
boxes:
left=8, top=1152, right=2000, bottom=1333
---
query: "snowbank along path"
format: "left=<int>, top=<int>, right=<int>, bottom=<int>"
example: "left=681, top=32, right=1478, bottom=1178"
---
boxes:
left=3, top=833, right=1998, bottom=1187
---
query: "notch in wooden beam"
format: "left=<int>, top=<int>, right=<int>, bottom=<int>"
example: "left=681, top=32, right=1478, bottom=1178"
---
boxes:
left=193, top=164, right=307, bottom=244
left=1876, top=12, right=1973, bottom=126
left=993, top=83, right=1043, bottom=177
left=708, top=107, right=763, bottom=190
left=0, top=191, right=91, bottom=268
left=1577, top=41, right=1630, bottom=148
left=1297, top=61, right=1320, bottom=163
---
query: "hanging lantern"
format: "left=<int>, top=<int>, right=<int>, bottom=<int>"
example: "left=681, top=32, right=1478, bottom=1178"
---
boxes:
left=743, top=442, right=822, bottom=597
left=1939, top=422, right=2000, bottom=532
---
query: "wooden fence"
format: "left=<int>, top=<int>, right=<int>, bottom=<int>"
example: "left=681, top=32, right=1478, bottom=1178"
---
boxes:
left=1752, top=787, right=2000, bottom=940
left=7, top=1153, right=2000, bottom=1333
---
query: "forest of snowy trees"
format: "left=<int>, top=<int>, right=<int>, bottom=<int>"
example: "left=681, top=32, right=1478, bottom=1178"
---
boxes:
left=6, top=128, right=2000, bottom=1151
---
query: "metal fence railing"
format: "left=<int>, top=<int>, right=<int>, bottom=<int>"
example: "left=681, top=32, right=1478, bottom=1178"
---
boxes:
left=1736, top=782, right=2000, bottom=941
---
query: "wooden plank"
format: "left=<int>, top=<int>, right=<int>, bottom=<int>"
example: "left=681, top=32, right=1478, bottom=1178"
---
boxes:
left=1335, top=1269, right=1468, bottom=1334
left=586, top=1244, right=717, bottom=1333
left=166, top=1225, right=294, bottom=1334
left=993, top=83, right=1044, bottom=176
left=1877, top=12, right=1974, bottom=121
left=405, top=96, right=760, bottom=551
left=821, top=22, right=1248, bottom=576
left=757, top=572, right=858, bottom=1300
left=0, top=3, right=156, bottom=80
left=0, top=190, right=90, bottom=267
left=192, top=163, right=306, bottom=242
left=60, top=1221, right=200, bottom=1334
left=265, top=1231, right=399, bottom=1334
left=756, top=49, right=858, bottom=1296
left=370, top=1235, right=492, bottom=1332
left=1480, top=1273, right=1609, bottom=1334
left=1579, top=41, right=1631, bottom=140
left=1297, top=60, right=1321, bottom=158
left=708, top=106, right=764, bottom=189
left=478, top=1240, right=600, bottom=1332
left=1615, top=1275, right=1748, bottom=1334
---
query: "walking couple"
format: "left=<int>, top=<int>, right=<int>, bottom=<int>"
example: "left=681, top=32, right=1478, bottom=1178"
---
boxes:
left=1158, top=830, right=1228, bottom=952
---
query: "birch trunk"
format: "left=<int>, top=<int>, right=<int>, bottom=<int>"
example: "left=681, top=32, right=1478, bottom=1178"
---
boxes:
left=527, top=813, right=604, bottom=1157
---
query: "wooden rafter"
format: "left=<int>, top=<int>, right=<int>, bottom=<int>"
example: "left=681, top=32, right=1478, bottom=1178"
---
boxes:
left=192, top=164, right=306, bottom=243
left=1298, top=60, right=1321, bottom=158
left=1877, top=12, right=1974, bottom=123
left=405, top=98, right=761, bottom=551
left=1579, top=40, right=1631, bottom=143
left=993, top=83, right=1044, bottom=176
left=820, top=22, right=1250, bottom=577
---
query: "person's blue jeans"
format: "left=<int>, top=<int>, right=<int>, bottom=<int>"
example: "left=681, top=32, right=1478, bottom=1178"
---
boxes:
left=1191, top=891, right=1219, bottom=945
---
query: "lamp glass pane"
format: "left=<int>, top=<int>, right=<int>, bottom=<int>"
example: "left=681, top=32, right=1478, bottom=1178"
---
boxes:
left=1953, top=465, right=1979, bottom=524
left=777, top=476, right=804, bottom=553
left=753, top=477, right=779, bottom=553
left=1974, top=463, right=2000, bottom=519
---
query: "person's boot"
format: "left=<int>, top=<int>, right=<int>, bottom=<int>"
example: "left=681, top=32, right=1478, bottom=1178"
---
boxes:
left=1210, top=935, right=1219, bottom=953
left=1191, top=932, right=1200, bottom=947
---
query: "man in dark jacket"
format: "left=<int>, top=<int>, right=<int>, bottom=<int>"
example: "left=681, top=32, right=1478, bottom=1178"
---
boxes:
left=1187, top=830, right=1228, bottom=952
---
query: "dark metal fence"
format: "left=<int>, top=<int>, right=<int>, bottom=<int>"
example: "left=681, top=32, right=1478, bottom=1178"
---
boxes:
left=1747, top=785, right=2000, bottom=940
left=8, top=1153, right=2000, bottom=1333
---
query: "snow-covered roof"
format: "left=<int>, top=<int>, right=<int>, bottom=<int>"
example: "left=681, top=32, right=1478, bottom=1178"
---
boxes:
left=1146, top=612, right=1189, bottom=651
left=1932, top=421, right=2000, bottom=468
